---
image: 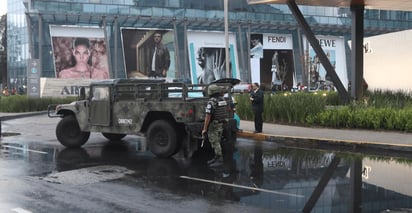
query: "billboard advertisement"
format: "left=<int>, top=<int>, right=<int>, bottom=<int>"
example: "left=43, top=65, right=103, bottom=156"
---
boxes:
left=187, top=31, right=240, bottom=84
left=121, top=28, right=175, bottom=80
left=250, top=33, right=295, bottom=91
left=50, top=25, right=110, bottom=79
left=303, top=35, right=348, bottom=91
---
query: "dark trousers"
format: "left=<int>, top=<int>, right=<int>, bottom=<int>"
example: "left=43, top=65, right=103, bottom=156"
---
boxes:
left=254, top=111, right=263, bottom=132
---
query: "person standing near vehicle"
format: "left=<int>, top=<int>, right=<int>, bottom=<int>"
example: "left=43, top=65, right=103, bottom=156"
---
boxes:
left=202, top=84, right=227, bottom=167
left=148, top=31, right=170, bottom=78
left=250, top=82, right=264, bottom=133
left=2, top=86, right=9, bottom=96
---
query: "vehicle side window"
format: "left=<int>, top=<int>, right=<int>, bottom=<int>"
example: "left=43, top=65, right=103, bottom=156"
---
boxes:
left=92, top=87, right=109, bottom=101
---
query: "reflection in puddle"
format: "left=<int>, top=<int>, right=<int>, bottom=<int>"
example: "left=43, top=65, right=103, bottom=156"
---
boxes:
left=0, top=142, right=55, bottom=163
left=54, top=139, right=412, bottom=212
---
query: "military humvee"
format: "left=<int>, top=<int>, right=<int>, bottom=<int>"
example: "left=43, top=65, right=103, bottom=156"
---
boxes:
left=48, top=78, right=239, bottom=158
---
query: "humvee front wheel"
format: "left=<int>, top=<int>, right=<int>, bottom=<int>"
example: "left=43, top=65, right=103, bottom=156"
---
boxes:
left=102, top=133, right=127, bottom=141
left=56, top=115, right=90, bottom=148
left=147, top=120, right=177, bottom=158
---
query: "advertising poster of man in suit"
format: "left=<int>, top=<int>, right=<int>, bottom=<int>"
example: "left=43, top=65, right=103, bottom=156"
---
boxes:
left=121, top=28, right=175, bottom=80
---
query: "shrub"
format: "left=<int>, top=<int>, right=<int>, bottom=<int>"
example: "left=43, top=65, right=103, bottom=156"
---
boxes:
left=237, top=89, right=412, bottom=132
left=0, top=95, right=77, bottom=112
left=236, top=91, right=327, bottom=124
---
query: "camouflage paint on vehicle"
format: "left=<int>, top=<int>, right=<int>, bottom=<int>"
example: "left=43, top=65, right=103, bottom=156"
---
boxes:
left=48, top=78, right=239, bottom=158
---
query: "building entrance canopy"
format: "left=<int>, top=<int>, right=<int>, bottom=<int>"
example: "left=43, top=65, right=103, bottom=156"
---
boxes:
left=248, top=0, right=412, bottom=11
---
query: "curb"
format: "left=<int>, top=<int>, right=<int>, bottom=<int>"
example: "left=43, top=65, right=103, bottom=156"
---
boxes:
left=0, top=111, right=48, bottom=121
left=237, top=131, right=412, bottom=154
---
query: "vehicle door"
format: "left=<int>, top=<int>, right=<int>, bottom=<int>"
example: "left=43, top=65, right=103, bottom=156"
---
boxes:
left=89, top=86, right=111, bottom=126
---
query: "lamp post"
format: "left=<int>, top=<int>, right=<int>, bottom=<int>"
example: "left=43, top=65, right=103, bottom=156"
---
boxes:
left=224, top=0, right=230, bottom=78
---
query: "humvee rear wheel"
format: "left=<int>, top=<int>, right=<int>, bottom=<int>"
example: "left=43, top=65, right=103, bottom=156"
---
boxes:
left=147, top=120, right=177, bottom=158
left=56, top=115, right=90, bottom=148
left=102, top=133, right=127, bottom=141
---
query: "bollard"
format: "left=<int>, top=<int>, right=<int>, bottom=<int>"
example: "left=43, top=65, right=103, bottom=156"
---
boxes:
left=0, top=119, right=2, bottom=137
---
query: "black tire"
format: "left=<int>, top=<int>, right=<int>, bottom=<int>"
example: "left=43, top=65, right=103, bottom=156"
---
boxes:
left=147, top=120, right=177, bottom=158
left=56, top=115, right=90, bottom=148
left=102, top=133, right=127, bottom=141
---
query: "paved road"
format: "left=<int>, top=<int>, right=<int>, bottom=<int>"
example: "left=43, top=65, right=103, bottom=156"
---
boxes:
left=0, top=114, right=275, bottom=212
left=1, top=112, right=412, bottom=212
left=2, top=111, right=412, bottom=152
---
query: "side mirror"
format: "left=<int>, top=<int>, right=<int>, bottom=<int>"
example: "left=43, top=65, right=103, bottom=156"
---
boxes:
left=79, top=87, right=86, bottom=100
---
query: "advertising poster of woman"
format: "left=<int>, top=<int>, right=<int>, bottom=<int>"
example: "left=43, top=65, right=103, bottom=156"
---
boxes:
left=262, top=49, right=294, bottom=91
left=50, top=26, right=110, bottom=79
left=250, top=33, right=295, bottom=91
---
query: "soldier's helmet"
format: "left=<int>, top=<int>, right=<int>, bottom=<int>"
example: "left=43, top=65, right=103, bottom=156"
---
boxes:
left=208, top=84, right=221, bottom=96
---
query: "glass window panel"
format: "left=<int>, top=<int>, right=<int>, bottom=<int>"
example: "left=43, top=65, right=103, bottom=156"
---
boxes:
left=124, top=0, right=134, bottom=5
left=83, top=4, right=95, bottom=13
left=95, top=5, right=107, bottom=13
left=107, top=5, right=119, bottom=13
left=102, top=0, right=113, bottom=4
left=33, top=1, right=47, bottom=10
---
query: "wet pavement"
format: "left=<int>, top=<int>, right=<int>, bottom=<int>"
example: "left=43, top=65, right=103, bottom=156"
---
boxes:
left=1, top=113, right=412, bottom=212
left=2, top=111, right=412, bottom=151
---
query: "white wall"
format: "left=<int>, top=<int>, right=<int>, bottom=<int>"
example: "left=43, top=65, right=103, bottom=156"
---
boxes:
left=364, top=30, right=412, bottom=92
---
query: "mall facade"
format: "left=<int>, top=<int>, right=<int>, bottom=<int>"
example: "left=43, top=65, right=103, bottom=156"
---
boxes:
left=5, top=0, right=412, bottom=96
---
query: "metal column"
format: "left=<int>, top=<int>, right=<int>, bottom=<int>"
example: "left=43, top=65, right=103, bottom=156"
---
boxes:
left=114, top=17, right=118, bottom=79
left=247, top=25, right=251, bottom=83
left=351, top=5, right=365, bottom=100
left=183, top=20, right=189, bottom=79
left=238, top=24, right=246, bottom=80
left=26, top=14, right=33, bottom=59
left=173, top=20, right=180, bottom=79
left=38, top=14, right=42, bottom=76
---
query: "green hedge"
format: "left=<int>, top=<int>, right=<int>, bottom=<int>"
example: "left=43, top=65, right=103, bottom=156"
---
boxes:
left=306, top=106, right=412, bottom=131
left=0, top=95, right=77, bottom=112
left=235, top=91, right=334, bottom=124
left=235, top=90, right=412, bottom=132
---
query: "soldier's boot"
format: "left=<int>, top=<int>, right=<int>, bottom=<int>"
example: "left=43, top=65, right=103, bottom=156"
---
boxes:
left=208, top=155, right=223, bottom=167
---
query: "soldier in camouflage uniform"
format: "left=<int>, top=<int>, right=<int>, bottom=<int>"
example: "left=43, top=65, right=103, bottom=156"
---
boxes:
left=202, top=84, right=226, bottom=167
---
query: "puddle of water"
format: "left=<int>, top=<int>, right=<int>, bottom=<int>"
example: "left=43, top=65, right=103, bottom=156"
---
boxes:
left=52, top=139, right=412, bottom=212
